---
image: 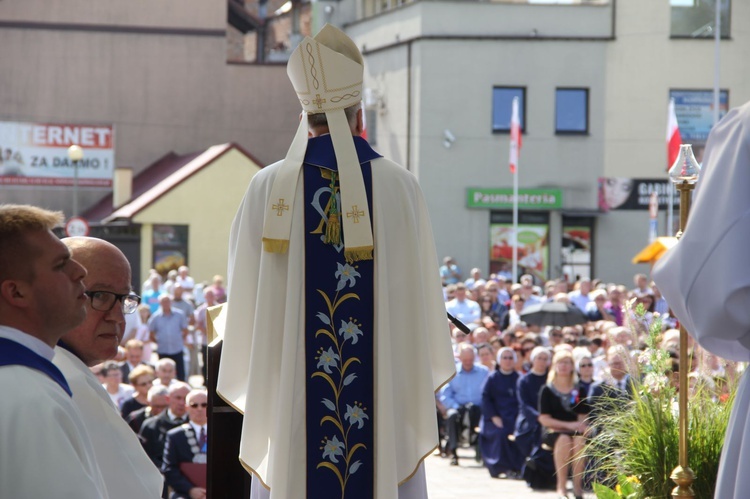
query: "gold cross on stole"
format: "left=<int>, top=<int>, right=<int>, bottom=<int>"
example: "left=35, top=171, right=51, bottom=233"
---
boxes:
left=272, top=199, right=289, bottom=216
left=347, top=205, right=365, bottom=223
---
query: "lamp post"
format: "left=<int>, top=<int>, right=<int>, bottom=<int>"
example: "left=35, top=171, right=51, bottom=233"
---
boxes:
left=67, top=144, right=83, bottom=217
left=668, top=143, right=701, bottom=499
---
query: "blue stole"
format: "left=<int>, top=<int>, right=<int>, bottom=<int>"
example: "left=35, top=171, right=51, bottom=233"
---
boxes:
left=0, top=337, right=72, bottom=396
left=304, top=135, right=380, bottom=499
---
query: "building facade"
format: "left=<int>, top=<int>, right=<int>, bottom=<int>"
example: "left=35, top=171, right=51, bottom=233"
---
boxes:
left=336, top=0, right=747, bottom=285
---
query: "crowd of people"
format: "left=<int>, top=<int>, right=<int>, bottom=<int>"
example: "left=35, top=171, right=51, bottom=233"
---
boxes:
left=436, top=258, right=742, bottom=499
left=86, top=266, right=228, bottom=498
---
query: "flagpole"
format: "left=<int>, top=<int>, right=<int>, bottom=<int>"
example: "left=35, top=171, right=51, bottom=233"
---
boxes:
left=512, top=159, right=518, bottom=283
left=713, top=0, right=721, bottom=126
left=509, top=96, right=521, bottom=284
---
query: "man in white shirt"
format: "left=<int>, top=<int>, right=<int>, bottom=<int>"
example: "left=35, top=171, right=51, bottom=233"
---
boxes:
left=568, top=278, right=592, bottom=312
left=54, top=236, right=163, bottom=499
left=446, top=282, right=482, bottom=325
left=0, top=204, right=109, bottom=498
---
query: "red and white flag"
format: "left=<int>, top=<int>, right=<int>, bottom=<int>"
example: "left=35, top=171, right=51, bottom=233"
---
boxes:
left=667, top=98, right=682, bottom=170
left=509, top=97, right=522, bottom=174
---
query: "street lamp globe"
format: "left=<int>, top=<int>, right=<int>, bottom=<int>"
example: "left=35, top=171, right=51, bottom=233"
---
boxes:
left=67, top=144, right=84, bottom=162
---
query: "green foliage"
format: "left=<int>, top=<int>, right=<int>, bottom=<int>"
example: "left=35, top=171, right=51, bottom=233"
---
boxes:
left=588, top=309, right=735, bottom=499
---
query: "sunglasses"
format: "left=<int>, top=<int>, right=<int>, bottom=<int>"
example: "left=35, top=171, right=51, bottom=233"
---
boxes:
left=500, top=356, right=515, bottom=360
left=580, top=363, right=593, bottom=368
left=189, top=402, right=208, bottom=408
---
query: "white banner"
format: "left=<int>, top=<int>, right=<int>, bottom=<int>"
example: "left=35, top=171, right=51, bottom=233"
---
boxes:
left=0, top=121, right=114, bottom=187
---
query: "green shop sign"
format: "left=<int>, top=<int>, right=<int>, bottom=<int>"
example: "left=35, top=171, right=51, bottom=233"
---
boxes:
left=467, top=188, right=563, bottom=210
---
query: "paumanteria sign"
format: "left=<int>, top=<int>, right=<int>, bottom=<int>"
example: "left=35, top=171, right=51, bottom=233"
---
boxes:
left=467, top=188, right=563, bottom=210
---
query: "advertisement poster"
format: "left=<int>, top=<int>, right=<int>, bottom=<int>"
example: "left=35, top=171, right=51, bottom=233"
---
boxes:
left=598, top=178, right=679, bottom=212
left=670, top=89, right=728, bottom=162
left=490, top=223, right=549, bottom=282
left=153, top=225, right=188, bottom=275
left=561, top=225, right=591, bottom=281
left=0, top=121, right=114, bottom=187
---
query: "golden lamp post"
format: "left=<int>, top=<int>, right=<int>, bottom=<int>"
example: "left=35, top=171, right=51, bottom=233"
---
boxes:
left=668, top=144, right=701, bottom=499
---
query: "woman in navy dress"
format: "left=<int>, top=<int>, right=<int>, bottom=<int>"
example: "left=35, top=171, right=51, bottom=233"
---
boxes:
left=513, top=346, right=551, bottom=459
left=480, top=347, right=523, bottom=478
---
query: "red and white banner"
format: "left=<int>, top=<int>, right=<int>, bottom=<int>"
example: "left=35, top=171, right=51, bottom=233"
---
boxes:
left=0, top=121, right=114, bottom=186
left=667, top=98, right=682, bottom=170
left=509, top=97, right=522, bottom=174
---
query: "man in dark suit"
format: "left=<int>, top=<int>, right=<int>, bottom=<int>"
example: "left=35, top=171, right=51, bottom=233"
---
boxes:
left=128, top=385, right=169, bottom=434
left=119, top=339, right=152, bottom=383
left=139, top=382, right=190, bottom=498
left=163, top=389, right=208, bottom=499
left=587, top=346, right=635, bottom=429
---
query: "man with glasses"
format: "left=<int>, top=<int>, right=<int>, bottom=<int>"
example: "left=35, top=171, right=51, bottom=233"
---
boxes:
left=53, top=236, right=163, bottom=499
left=0, top=205, right=108, bottom=498
left=163, top=389, right=209, bottom=499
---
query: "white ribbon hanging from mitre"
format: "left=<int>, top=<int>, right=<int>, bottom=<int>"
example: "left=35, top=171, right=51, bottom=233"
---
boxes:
left=261, top=24, right=373, bottom=262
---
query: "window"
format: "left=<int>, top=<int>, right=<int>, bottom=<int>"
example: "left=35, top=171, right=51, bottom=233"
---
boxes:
left=489, top=211, right=550, bottom=282
left=562, top=217, right=594, bottom=281
left=153, top=225, right=189, bottom=275
left=670, top=0, right=730, bottom=38
left=555, top=88, right=589, bottom=134
left=492, top=87, right=525, bottom=133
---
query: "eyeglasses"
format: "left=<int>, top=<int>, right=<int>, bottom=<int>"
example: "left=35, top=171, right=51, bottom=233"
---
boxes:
left=189, top=402, right=208, bottom=408
left=500, top=356, right=515, bottom=360
left=85, top=290, right=141, bottom=314
left=135, top=380, right=153, bottom=387
left=580, top=363, right=594, bottom=368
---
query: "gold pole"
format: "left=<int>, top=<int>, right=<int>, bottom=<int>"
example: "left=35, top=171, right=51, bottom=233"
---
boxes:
left=670, top=180, right=696, bottom=499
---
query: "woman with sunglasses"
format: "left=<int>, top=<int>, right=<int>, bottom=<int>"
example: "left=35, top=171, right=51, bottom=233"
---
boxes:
left=480, top=347, right=524, bottom=479
left=576, top=354, right=595, bottom=400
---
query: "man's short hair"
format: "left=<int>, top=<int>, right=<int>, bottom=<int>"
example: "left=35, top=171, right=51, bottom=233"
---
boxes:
left=125, top=339, right=144, bottom=350
left=307, top=102, right=361, bottom=130
left=100, top=361, right=120, bottom=377
left=156, top=358, right=177, bottom=369
left=0, top=204, right=63, bottom=282
left=167, top=381, right=192, bottom=395
left=147, top=385, right=169, bottom=401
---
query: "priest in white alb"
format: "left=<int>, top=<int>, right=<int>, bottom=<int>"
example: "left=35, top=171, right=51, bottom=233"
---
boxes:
left=54, top=237, right=164, bottom=499
left=216, top=24, right=456, bottom=499
left=653, top=101, right=750, bottom=499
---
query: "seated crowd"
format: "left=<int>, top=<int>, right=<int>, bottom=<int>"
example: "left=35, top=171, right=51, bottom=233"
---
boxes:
left=437, top=262, right=742, bottom=498
left=90, top=266, right=225, bottom=499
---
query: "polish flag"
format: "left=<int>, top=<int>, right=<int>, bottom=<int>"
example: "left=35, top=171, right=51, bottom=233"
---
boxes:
left=360, top=104, right=368, bottom=141
left=509, top=97, right=522, bottom=174
left=667, top=98, right=682, bottom=170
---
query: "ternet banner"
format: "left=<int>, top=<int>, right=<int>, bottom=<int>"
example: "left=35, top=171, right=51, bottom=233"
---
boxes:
left=0, top=121, right=114, bottom=187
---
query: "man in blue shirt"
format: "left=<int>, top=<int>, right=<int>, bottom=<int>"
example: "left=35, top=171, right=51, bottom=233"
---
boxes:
left=149, top=295, right=188, bottom=381
left=439, top=344, right=489, bottom=465
left=445, top=283, right=481, bottom=326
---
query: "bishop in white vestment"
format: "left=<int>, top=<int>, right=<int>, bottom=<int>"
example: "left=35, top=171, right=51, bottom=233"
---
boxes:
left=216, top=24, right=456, bottom=499
left=653, top=100, right=750, bottom=498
